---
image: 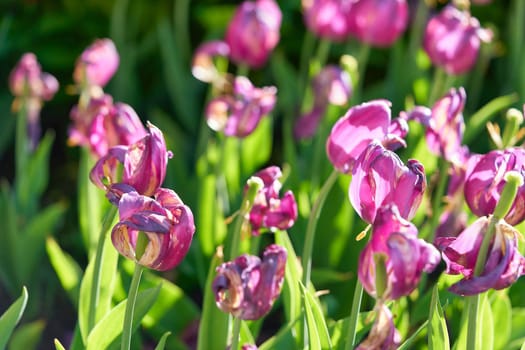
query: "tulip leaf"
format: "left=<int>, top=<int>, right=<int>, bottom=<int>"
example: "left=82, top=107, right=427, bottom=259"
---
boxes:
left=480, top=294, right=494, bottom=350
left=53, top=339, right=66, bottom=350
left=8, top=319, right=45, bottom=350
left=490, top=291, right=511, bottom=350
left=0, top=181, right=17, bottom=295
left=46, top=237, right=82, bottom=307
left=240, top=116, right=272, bottom=177
left=300, top=282, right=332, bottom=350
left=153, top=332, right=171, bottom=350
left=0, top=286, right=28, bottom=350
left=398, top=320, right=428, bottom=350
left=259, top=315, right=302, bottom=350
left=428, top=286, right=450, bottom=350
left=85, top=284, right=161, bottom=350
left=196, top=250, right=229, bottom=350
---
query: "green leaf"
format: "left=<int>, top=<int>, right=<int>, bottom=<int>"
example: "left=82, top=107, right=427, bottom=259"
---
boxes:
left=398, top=320, right=428, bottom=350
left=46, top=237, right=82, bottom=306
left=300, top=282, right=332, bottom=350
left=154, top=332, right=171, bottom=350
left=0, top=181, right=17, bottom=295
left=428, top=286, right=450, bottom=350
left=0, top=286, right=28, bottom=349
left=480, top=294, right=494, bottom=350
left=85, top=285, right=161, bottom=350
left=240, top=116, right=272, bottom=177
left=197, top=250, right=229, bottom=350
left=259, top=315, right=302, bottom=350
left=8, top=319, right=45, bottom=350
left=490, top=291, right=512, bottom=350
left=54, top=339, right=66, bottom=350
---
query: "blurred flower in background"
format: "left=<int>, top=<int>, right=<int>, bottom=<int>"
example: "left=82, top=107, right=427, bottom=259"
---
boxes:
left=303, top=0, right=355, bottom=41
left=73, top=38, right=119, bottom=90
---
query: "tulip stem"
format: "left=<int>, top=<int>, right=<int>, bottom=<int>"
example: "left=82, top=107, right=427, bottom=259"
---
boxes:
left=344, top=278, right=364, bottom=350
left=88, top=204, right=118, bottom=331
left=426, top=157, right=449, bottom=242
left=121, top=261, right=144, bottom=350
left=230, top=317, right=242, bottom=350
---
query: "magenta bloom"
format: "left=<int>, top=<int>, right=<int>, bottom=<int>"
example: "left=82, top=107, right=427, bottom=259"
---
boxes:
left=358, top=206, right=440, bottom=300
left=440, top=217, right=525, bottom=296
left=303, top=0, right=354, bottom=41
left=248, top=166, right=298, bottom=235
left=295, top=65, right=352, bottom=139
left=356, top=303, right=400, bottom=350
left=423, top=6, right=492, bottom=75
left=225, top=0, right=281, bottom=68
left=68, top=94, right=147, bottom=158
left=73, top=38, right=119, bottom=87
left=111, top=189, right=195, bottom=271
left=464, top=148, right=525, bottom=225
left=348, top=0, right=409, bottom=47
left=90, top=123, right=171, bottom=202
left=349, top=142, right=426, bottom=224
left=206, top=76, right=276, bottom=138
left=192, top=40, right=230, bottom=83
left=212, top=244, right=287, bottom=320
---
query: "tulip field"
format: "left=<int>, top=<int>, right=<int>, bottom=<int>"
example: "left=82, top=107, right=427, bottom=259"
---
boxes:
left=1, top=0, right=525, bottom=349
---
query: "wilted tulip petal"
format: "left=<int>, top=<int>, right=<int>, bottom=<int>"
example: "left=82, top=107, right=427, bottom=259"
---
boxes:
left=111, top=189, right=195, bottom=271
left=423, top=6, right=492, bottom=75
left=303, top=0, right=354, bottom=41
left=349, top=142, right=426, bottom=224
left=358, top=206, right=440, bottom=300
left=225, top=0, right=281, bottom=68
left=441, top=217, right=525, bottom=295
left=464, top=148, right=525, bottom=225
left=356, top=303, right=400, bottom=350
left=73, top=38, right=119, bottom=87
left=213, top=244, right=287, bottom=320
left=248, top=166, right=298, bottom=235
left=348, top=0, right=409, bottom=47
left=192, top=40, right=231, bottom=84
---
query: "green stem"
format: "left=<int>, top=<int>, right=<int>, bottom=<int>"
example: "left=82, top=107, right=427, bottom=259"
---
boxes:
left=121, top=262, right=144, bottom=350
left=15, top=98, right=28, bottom=180
left=230, top=316, right=242, bottom=350
left=301, top=169, right=339, bottom=286
left=88, top=205, right=118, bottom=331
left=425, top=158, right=449, bottom=242
left=344, top=279, right=364, bottom=350
left=466, top=294, right=480, bottom=350
left=428, top=68, right=446, bottom=106
left=351, top=43, right=371, bottom=105
left=227, top=211, right=245, bottom=261
left=298, top=31, right=317, bottom=101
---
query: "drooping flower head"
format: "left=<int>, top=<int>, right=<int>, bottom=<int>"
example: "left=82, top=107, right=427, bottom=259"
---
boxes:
left=68, top=94, right=147, bottom=158
left=213, top=244, right=287, bottom=320
left=358, top=206, right=440, bottom=300
left=423, top=5, right=492, bottom=75
left=464, top=148, right=525, bottom=225
left=73, top=38, right=119, bottom=88
left=439, top=216, right=525, bottom=295
left=356, top=303, right=401, bottom=350
left=90, top=122, right=172, bottom=203
left=111, top=189, right=195, bottom=271
left=225, top=0, right=282, bottom=68
left=326, top=100, right=408, bottom=174
left=302, top=0, right=354, bottom=42
left=349, top=142, right=426, bottom=224
left=347, top=0, right=409, bottom=47
left=206, top=76, right=277, bottom=138
left=247, top=166, right=298, bottom=235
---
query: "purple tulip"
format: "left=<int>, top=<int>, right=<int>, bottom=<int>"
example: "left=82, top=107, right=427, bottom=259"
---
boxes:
left=440, top=217, right=525, bottom=295
left=212, top=244, right=287, bottom=320
left=192, top=40, right=231, bottom=84
left=464, top=148, right=525, bottom=225
left=358, top=205, right=440, bottom=300
left=248, top=166, right=298, bottom=235
left=225, top=0, right=281, bottom=68
left=303, top=0, right=354, bottom=42
left=349, top=142, right=426, bottom=224
left=206, top=76, right=277, bottom=138
left=90, top=123, right=172, bottom=202
left=73, top=38, right=119, bottom=87
left=423, top=6, right=492, bottom=75
left=111, top=189, right=195, bottom=271
left=356, top=303, right=400, bottom=350
left=348, top=0, right=409, bottom=47
left=68, top=94, right=147, bottom=158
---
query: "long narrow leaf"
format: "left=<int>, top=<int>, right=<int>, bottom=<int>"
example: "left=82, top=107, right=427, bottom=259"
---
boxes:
left=300, top=282, right=332, bottom=350
left=428, top=286, right=450, bottom=350
left=0, top=287, right=28, bottom=349
left=154, top=332, right=171, bottom=350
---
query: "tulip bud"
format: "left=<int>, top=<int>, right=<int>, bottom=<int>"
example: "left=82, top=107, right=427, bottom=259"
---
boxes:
left=73, top=38, right=119, bottom=87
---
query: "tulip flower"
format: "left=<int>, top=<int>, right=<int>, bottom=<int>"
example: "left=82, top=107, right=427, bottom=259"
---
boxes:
left=347, top=0, right=409, bottom=47
left=440, top=216, right=525, bottom=295
left=356, top=303, right=401, bottom=350
left=225, top=0, right=281, bottom=68
left=90, top=122, right=172, bottom=202
left=206, top=76, right=277, bottom=138
left=111, top=189, right=195, bottom=271
left=302, top=0, right=354, bottom=41
left=464, top=148, right=525, bottom=225
left=349, top=142, right=426, bottom=224
left=68, top=94, right=147, bottom=158
left=191, top=40, right=231, bottom=84
left=358, top=205, right=440, bottom=300
left=247, top=166, right=298, bottom=235
left=73, top=38, right=119, bottom=88
left=212, top=244, right=287, bottom=320
left=423, top=6, right=492, bottom=75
